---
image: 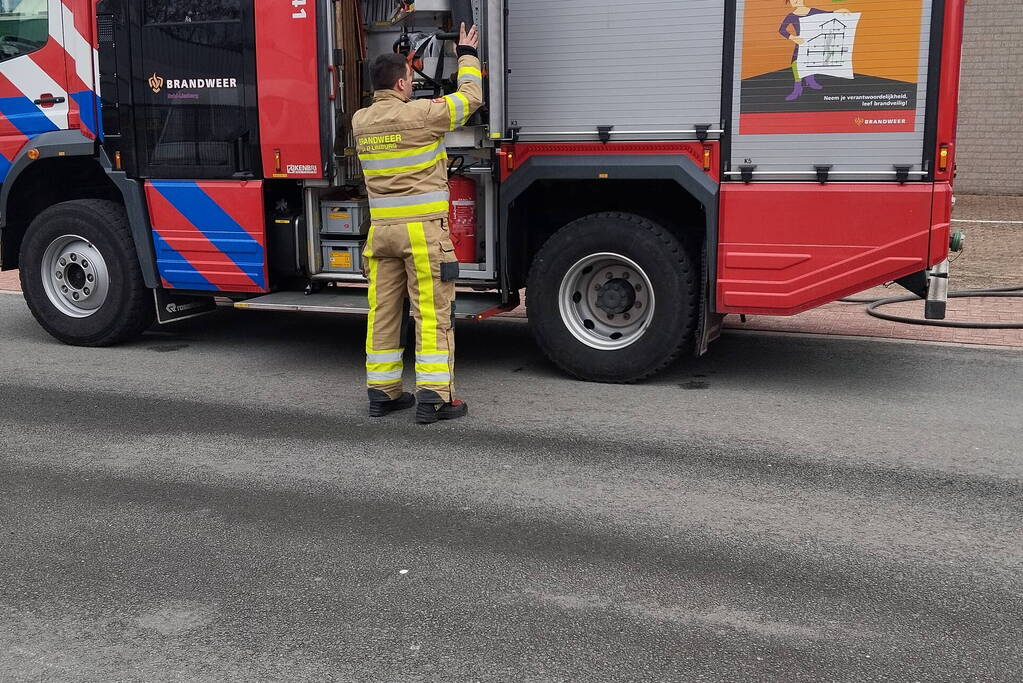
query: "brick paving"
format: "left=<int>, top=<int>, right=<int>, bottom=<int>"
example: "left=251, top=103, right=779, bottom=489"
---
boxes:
left=0, top=269, right=19, bottom=292
left=723, top=286, right=1023, bottom=349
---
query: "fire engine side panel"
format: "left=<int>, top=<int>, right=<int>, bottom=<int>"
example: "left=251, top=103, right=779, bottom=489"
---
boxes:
left=716, top=182, right=933, bottom=315
left=505, top=0, right=724, bottom=141
left=145, top=180, right=268, bottom=294
left=728, top=0, right=934, bottom=180
left=254, top=0, right=323, bottom=179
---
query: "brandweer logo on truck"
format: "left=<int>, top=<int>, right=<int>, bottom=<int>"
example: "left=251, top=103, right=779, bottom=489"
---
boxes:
left=149, top=73, right=239, bottom=94
left=855, top=116, right=909, bottom=126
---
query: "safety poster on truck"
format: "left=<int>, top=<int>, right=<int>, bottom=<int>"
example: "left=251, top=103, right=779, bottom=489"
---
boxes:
left=737, top=0, right=926, bottom=135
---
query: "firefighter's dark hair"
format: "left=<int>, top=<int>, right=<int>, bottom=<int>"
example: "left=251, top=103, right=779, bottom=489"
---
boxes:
left=371, top=53, right=409, bottom=91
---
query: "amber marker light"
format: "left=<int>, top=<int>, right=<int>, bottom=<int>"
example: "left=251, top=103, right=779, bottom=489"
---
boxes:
left=938, top=145, right=950, bottom=173
left=27, top=148, right=40, bottom=161
left=703, top=146, right=712, bottom=172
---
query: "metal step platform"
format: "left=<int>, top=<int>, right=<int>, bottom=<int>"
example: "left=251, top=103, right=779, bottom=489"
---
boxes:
left=234, top=289, right=518, bottom=321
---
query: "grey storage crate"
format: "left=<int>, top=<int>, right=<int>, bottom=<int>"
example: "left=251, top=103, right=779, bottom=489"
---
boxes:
left=321, top=239, right=365, bottom=274
left=320, top=199, right=370, bottom=236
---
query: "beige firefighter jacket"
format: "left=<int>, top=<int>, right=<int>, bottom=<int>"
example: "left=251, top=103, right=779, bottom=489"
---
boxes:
left=352, top=53, right=484, bottom=225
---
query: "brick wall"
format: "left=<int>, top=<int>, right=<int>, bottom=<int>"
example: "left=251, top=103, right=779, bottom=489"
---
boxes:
left=955, top=0, right=1023, bottom=195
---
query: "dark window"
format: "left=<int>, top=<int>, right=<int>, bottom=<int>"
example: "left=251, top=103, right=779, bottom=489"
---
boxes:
left=144, top=0, right=240, bottom=25
left=0, top=0, right=48, bottom=63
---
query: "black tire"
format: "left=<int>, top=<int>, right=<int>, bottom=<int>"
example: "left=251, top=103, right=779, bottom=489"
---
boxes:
left=19, top=199, right=154, bottom=346
left=526, top=212, right=699, bottom=383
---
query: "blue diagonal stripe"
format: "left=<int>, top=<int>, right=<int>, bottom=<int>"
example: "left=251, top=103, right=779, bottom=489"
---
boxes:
left=152, top=230, right=219, bottom=291
left=0, top=95, right=60, bottom=137
left=70, top=90, right=100, bottom=139
left=0, top=154, right=12, bottom=184
left=151, top=180, right=265, bottom=289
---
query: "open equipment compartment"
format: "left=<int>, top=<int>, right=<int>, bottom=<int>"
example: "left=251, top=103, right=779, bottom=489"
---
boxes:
left=302, top=0, right=503, bottom=286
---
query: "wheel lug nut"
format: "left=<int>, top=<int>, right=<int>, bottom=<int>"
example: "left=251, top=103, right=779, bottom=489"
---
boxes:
left=635, top=284, right=642, bottom=291
left=635, top=301, right=642, bottom=309
left=624, top=313, right=631, bottom=320
left=623, top=273, right=630, bottom=279
left=55, top=272, right=63, bottom=279
left=70, top=254, right=77, bottom=262
left=72, top=292, right=79, bottom=300
left=87, top=274, right=94, bottom=282
left=61, top=286, right=68, bottom=293
left=84, top=288, right=90, bottom=295
left=606, top=273, right=612, bottom=279
left=59, top=258, right=67, bottom=266
left=81, top=259, right=89, bottom=268
left=607, top=313, right=615, bottom=320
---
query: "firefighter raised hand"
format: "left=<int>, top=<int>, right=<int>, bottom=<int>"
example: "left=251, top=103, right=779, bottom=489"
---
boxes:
left=459, top=22, right=479, bottom=51
left=352, top=26, right=484, bottom=424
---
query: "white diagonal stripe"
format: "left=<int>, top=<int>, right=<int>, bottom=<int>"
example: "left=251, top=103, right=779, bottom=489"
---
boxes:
left=3, top=55, right=68, bottom=130
left=61, top=3, right=96, bottom=87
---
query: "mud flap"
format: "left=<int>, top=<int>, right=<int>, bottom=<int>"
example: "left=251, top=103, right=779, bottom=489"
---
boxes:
left=695, top=240, right=723, bottom=356
left=154, top=289, right=217, bottom=325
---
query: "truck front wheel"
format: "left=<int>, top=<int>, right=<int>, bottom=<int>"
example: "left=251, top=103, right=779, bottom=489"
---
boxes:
left=19, top=199, right=154, bottom=346
left=526, top=212, right=699, bottom=382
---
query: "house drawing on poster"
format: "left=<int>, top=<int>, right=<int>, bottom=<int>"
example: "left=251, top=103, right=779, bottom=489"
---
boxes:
left=803, top=18, right=850, bottom=68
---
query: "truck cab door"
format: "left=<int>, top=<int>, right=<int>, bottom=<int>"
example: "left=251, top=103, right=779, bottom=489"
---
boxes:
left=0, top=0, right=74, bottom=181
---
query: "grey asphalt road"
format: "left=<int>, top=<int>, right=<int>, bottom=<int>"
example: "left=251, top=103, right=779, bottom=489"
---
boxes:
left=1, top=292, right=1021, bottom=682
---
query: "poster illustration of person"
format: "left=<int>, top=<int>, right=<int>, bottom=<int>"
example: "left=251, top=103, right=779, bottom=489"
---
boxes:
left=738, top=0, right=925, bottom=135
left=778, top=1, right=853, bottom=101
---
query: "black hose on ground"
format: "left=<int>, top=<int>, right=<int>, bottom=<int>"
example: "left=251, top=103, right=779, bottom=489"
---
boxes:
left=839, top=286, right=1023, bottom=329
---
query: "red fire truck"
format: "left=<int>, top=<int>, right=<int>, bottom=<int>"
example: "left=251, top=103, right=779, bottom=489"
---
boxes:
left=0, top=0, right=966, bottom=382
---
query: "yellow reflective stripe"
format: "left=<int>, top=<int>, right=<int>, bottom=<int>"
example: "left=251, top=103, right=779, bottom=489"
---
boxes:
left=370, top=201, right=449, bottom=220
left=365, top=226, right=378, bottom=354
left=407, top=221, right=438, bottom=353
left=454, top=92, right=471, bottom=125
left=368, top=379, right=401, bottom=386
left=446, top=96, right=457, bottom=131
left=458, top=66, right=482, bottom=81
left=415, top=362, right=449, bottom=374
left=359, top=140, right=441, bottom=162
left=367, top=361, right=404, bottom=373
left=362, top=149, right=447, bottom=176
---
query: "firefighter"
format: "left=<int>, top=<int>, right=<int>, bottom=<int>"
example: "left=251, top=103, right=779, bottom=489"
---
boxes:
left=353, top=23, right=483, bottom=424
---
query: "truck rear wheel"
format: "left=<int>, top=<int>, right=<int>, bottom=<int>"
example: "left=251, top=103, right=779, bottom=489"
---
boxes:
left=19, top=199, right=154, bottom=346
left=527, top=212, right=699, bottom=382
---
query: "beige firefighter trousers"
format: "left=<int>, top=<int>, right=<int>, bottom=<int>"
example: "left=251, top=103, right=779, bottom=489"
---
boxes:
left=363, top=218, right=458, bottom=403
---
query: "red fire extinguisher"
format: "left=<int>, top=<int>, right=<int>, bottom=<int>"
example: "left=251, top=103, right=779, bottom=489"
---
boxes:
left=448, top=175, right=477, bottom=263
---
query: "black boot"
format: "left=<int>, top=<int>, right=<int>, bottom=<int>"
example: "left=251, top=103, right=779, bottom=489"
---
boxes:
left=368, top=389, right=415, bottom=417
left=416, top=399, right=468, bottom=424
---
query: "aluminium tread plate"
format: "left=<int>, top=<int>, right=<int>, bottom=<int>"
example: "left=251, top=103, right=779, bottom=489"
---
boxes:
left=234, top=290, right=515, bottom=321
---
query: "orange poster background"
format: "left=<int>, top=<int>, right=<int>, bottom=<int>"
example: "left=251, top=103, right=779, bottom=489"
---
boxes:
left=741, top=0, right=925, bottom=82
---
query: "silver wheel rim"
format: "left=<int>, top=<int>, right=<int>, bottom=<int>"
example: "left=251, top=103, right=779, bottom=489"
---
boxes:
left=557, top=252, right=656, bottom=350
left=40, top=234, right=110, bottom=318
